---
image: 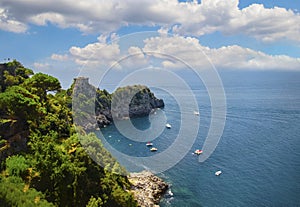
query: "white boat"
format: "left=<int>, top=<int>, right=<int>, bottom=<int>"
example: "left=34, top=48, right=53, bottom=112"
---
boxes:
left=166, top=123, right=172, bottom=129
left=150, top=147, right=158, bottom=152
left=146, top=142, right=153, bottom=147
left=194, top=149, right=203, bottom=155
left=194, top=111, right=200, bottom=116
left=215, top=170, right=222, bottom=176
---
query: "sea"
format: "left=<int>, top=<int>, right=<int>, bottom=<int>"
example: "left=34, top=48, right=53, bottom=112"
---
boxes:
left=95, top=71, right=300, bottom=207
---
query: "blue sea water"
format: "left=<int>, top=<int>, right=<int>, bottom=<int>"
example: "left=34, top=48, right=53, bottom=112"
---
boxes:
left=96, top=71, right=300, bottom=207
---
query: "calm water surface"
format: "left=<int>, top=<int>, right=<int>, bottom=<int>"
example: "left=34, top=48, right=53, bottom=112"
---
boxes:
left=96, top=71, right=300, bottom=207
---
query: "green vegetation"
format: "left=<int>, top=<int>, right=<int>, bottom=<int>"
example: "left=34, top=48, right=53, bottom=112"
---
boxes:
left=112, top=85, right=154, bottom=104
left=0, top=60, right=137, bottom=207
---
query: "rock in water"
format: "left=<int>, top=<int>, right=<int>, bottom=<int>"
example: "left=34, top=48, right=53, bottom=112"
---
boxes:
left=111, top=85, right=164, bottom=120
left=73, top=78, right=164, bottom=131
left=129, top=171, right=168, bottom=207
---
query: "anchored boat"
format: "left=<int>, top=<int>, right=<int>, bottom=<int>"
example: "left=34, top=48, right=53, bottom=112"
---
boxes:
left=150, top=147, right=158, bottom=152
left=194, top=149, right=203, bottom=155
left=166, top=123, right=172, bottom=129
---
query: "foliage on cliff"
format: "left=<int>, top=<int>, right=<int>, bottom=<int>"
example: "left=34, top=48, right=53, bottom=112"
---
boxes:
left=0, top=60, right=137, bottom=207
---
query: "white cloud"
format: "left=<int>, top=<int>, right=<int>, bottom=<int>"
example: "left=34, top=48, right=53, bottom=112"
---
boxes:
left=0, top=8, right=27, bottom=33
left=69, top=33, right=121, bottom=68
left=33, top=62, right=50, bottom=70
left=172, top=0, right=300, bottom=43
left=51, top=53, right=69, bottom=61
left=67, top=33, right=150, bottom=71
left=142, top=35, right=300, bottom=70
left=0, top=0, right=299, bottom=42
left=209, top=45, right=300, bottom=70
left=227, top=4, right=300, bottom=42
left=63, top=32, right=300, bottom=71
left=29, top=12, right=66, bottom=27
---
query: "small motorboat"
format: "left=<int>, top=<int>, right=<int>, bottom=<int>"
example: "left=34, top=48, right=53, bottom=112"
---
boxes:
left=146, top=142, right=153, bottom=147
left=150, top=147, right=158, bottom=152
left=194, top=149, right=203, bottom=155
left=166, top=123, right=172, bottom=129
left=194, top=111, right=200, bottom=116
left=215, top=170, right=222, bottom=176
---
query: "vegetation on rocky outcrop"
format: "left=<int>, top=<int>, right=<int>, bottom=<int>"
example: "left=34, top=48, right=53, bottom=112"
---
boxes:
left=72, top=77, right=164, bottom=130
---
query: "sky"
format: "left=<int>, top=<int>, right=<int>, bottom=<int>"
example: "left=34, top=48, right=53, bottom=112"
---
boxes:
left=0, top=0, right=300, bottom=88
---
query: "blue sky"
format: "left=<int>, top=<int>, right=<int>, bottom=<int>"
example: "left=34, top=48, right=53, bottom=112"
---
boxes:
left=0, top=0, right=299, bottom=87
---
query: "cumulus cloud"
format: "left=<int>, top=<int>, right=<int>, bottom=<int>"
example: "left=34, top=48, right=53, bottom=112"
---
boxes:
left=67, top=33, right=151, bottom=71
left=64, top=32, right=300, bottom=71
left=227, top=4, right=300, bottom=42
left=69, top=33, right=121, bottom=68
left=0, top=0, right=299, bottom=42
left=143, top=35, right=300, bottom=70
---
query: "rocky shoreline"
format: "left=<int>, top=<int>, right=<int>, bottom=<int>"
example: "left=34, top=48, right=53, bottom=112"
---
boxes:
left=129, top=171, right=168, bottom=207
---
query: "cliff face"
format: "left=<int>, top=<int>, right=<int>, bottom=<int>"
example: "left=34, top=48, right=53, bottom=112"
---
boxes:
left=0, top=119, right=29, bottom=163
left=73, top=78, right=164, bottom=130
left=110, top=85, right=164, bottom=120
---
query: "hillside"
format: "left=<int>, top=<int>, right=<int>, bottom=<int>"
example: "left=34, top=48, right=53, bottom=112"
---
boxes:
left=0, top=60, right=138, bottom=207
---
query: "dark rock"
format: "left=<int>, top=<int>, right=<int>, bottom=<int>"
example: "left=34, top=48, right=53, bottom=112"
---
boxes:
left=0, top=119, right=29, bottom=162
left=96, top=114, right=111, bottom=128
left=150, top=99, right=164, bottom=108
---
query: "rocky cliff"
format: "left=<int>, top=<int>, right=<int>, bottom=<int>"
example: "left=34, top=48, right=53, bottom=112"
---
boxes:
left=110, top=85, right=164, bottom=120
left=73, top=78, right=164, bottom=130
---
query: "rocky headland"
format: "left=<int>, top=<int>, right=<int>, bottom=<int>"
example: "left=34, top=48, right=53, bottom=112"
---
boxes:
left=73, top=77, right=164, bottom=130
left=129, top=171, right=169, bottom=207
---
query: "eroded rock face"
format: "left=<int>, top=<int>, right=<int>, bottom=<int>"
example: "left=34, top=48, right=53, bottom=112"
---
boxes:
left=129, top=171, right=168, bottom=207
left=111, top=85, right=164, bottom=120
left=0, top=119, right=29, bottom=162
left=73, top=78, right=164, bottom=131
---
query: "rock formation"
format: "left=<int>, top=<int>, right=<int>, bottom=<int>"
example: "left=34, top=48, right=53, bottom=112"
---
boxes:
left=129, top=171, right=168, bottom=207
left=73, top=78, right=164, bottom=130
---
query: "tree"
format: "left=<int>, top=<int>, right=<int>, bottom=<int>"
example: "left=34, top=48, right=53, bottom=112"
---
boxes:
left=23, top=73, right=61, bottom=100
left=0, top=176, right=55, bottom=207
left=6, top=155, right=28, bottom=177
left=0, top=85, right=42, bottom=120
left=0, top=60, right=33, bottom=91
left=86, top=196, right=104, bottom=207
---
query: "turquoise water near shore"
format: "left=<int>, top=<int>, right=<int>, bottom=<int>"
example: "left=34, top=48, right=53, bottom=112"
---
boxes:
left=96, top=71, right=300, bottom=206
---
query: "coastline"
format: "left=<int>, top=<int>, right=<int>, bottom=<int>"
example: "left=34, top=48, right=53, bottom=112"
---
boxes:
left=128, top=171, right=169, bottom=207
